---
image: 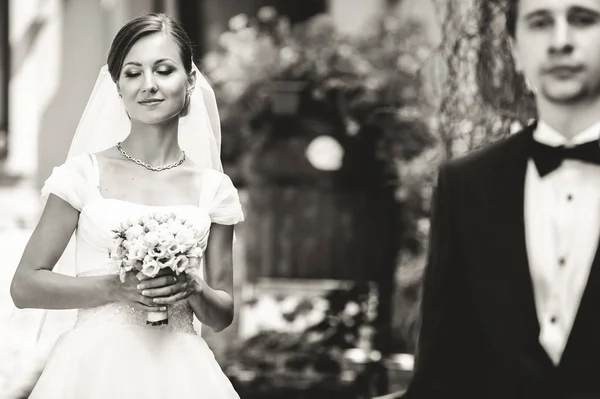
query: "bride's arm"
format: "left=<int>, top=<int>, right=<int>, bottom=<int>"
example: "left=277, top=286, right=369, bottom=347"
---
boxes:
left=10, top=194, right=160, bottom=312
left=186, top=223, right=235, bottom=332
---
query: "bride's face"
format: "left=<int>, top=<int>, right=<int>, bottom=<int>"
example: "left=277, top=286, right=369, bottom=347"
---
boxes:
left=117, top=32, right=192, bottom=125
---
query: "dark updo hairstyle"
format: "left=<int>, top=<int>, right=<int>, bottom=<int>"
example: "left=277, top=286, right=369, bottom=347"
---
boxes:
left=107, top=13, right=194, bottom=82
left=505, top=0, right=518, bottom=38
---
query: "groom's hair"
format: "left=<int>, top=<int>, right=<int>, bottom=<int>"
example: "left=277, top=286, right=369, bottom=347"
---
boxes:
left=505, top=0, right=519, bottom=39
left=107, top=13, right=194, bottom=83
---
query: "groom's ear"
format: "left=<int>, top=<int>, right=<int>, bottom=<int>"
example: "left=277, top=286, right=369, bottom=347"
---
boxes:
left=509, top=37, right=522, bottom=73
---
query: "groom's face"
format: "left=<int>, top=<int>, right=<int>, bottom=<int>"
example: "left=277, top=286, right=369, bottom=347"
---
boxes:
left=511, top=0, right=600, bottom=105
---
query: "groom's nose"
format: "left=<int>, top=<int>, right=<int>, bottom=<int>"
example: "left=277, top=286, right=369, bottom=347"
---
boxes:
left=548, top=19, right=574, bottom=55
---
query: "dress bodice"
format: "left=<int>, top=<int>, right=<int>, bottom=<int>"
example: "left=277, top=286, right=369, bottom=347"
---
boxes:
left=73, top=200, right=211, bottom=334
left=40, top=153, right=244, bottom=335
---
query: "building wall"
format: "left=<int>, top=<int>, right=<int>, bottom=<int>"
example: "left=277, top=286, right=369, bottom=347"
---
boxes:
left=2, top=0, right=156, bottom=188
left=7, top=0, right=62, bottom=178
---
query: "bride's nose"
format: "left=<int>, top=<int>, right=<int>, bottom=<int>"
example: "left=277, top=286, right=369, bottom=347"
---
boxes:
left=142, top=75, right=158, bottom=93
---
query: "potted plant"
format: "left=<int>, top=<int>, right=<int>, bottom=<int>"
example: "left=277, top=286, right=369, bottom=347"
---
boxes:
left=202, top=8, right=437, bottom=180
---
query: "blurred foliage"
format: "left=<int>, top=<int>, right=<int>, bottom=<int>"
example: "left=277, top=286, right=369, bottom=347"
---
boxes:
left=224, top=282, right=379, bottom=386
left=202, top=7, right=436, bottom=181
left=393, top=0, right=537, bottom=352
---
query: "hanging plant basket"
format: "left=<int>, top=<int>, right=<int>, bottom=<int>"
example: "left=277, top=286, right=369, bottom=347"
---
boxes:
left=270, top=80, right=305, bottom=115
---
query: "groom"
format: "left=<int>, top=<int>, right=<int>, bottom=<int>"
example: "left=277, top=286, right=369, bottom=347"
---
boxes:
left=403, top=0, right=600, bottom=398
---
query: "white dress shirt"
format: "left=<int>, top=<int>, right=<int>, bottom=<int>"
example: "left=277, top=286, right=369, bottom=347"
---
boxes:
left=524, top=120, right=600, bottom=365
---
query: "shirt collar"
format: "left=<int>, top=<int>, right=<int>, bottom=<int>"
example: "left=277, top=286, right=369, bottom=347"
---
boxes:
left=534, top=120, right=600, bottom=147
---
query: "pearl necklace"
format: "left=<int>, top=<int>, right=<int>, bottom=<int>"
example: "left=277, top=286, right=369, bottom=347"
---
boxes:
left=116, top=142, right=186, bottom=172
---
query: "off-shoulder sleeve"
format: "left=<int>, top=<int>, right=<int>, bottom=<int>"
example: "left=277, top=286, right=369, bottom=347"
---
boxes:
left=40, top=154, right=94, bottom=212
left=208, top=172, right=244, bottom=225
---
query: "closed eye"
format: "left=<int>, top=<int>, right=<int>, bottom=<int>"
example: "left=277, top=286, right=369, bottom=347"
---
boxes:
left=569, top=13, right=599, bottom=27
left=528, top=17, right=552, bottom=29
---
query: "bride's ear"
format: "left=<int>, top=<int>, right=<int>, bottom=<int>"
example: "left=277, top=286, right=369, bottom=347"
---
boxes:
left=187, top=69, right=196, bottom=95
left=180, top=70, right=196, bottom=117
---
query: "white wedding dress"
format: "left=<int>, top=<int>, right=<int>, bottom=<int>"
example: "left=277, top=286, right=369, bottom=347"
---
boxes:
left=26, top=153, right=243, bottom=398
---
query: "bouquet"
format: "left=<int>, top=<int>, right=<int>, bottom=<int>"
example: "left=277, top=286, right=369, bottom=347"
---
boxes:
left=109, top=212, right=208, bottom=325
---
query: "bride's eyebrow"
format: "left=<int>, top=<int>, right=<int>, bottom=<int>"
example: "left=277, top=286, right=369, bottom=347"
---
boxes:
left=123, top=58, right=177, bottom=68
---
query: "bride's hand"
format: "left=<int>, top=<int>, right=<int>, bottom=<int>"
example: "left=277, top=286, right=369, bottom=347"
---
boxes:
left=111, top=270, right=168, bottom=312
left=137, top=269, right=201, bottom=306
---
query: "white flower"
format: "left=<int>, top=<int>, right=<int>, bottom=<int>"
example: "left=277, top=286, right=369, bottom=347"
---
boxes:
left=144, top=219, right=160, bottom=232
left=279, top=47, right=299, bottom=68
left=143, top=231, right=160, bottom=247
left=155, top=213, right=174, bottom=224
left=125, top=224, right=145, bottom=241
left=344, top=301, right=361, bottom=317
left=148, top=245, right=168, bottom=258
left=218, top=31, right=237, bottom=50
left=122, top=240, right=132, bottom=251
left=228, top=13, right=248, bottom=31
left=157, top=230, right=175, bottom=247
left=237, top=27, right=257, bottom=42
left=109, top=238, right=125, bottom=261
left=257, top=6, right=277, bottom=22
left=173, top=255, right=190, bottom=274
left=158, top=253, right=176, bottom=269
left=140, top=214, right=153, bottom=226
left=176, top=226, right=197, bottom=248
left=120, top=220, right=133, bottom=231
left=187, top=245, right=204, bottom=259
left=123, top=256, right=137, bottom=269
left=166, top=242, right=184, bottom=256
left=203, top=52, right=222, bottom=72
left=165, top=219, right=183, bottom=236
left=129, top=244, right=147, bottom=261
left=141, top=258, right=161, bottom=278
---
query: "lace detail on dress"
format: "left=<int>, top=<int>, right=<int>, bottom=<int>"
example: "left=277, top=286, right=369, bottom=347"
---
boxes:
left=74, top=300, right=196, bottom=334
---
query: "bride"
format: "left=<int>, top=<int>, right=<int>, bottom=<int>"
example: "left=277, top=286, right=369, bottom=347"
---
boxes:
left=8, top=13, right=243, bottom=398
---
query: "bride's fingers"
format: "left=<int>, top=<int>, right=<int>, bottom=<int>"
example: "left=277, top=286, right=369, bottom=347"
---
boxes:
left=152, top=289, right=193, bottom=305
left=140, top=281, right=189, bottom=298
left=137, top=274, right=177, bottom=290
left=133, top=293, right=165, bottom=308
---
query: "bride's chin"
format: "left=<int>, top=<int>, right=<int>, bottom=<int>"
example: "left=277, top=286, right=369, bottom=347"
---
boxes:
left=133, top=112, right=180, bottom=126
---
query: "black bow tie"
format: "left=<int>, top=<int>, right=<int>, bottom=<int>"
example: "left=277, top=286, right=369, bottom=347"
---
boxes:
left=532, top=140, right=600, bottom=177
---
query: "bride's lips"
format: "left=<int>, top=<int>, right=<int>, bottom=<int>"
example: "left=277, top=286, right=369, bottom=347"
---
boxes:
left=139, top=99, right=164, bottom=106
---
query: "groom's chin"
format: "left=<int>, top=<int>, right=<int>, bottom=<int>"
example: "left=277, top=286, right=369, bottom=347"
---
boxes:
left=540, top=82, right=589, bottom=105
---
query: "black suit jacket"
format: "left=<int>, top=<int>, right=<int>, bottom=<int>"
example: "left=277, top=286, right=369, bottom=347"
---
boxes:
left=402, top=124, right=600, bottom=399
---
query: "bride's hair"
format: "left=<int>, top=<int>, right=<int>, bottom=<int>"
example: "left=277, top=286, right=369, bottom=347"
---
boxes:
left=106, top=13, right=194, bottom=82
